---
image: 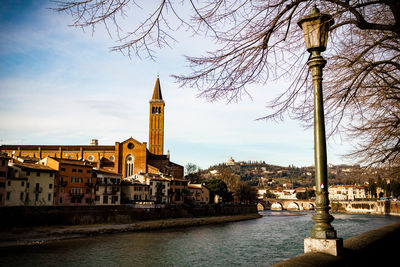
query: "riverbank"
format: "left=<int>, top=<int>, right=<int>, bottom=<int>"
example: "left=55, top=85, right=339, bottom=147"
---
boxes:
left=0, top=213, right=261, bottom=248
left=331, top=200, right=400, bottom=216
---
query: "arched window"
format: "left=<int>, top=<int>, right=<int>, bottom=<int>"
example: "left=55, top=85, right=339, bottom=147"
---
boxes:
left=125, top=155, right=134, bottom=177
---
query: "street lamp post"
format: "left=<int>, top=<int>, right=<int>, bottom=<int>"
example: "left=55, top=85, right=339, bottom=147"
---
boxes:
left=298, top=7, right=343, bottom=256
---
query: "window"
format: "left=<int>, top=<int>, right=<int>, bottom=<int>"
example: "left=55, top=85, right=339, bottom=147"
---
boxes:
left=49, top=184, right=53, bottom=189
left=25, top=193, right=29, bottom=201
left=50, top=172, right=53, bottom=177
left=87, top=170, right=91, bottom=174
left=27, top=182, right=29, bottom=188
left=88, top=155, right=94, bottom=161
left=59, top=197, right=63, bottom=204
left=20, top=192, right=24, bottom=200
left=7, top=181, right=11, bottom=186
left=6, top=191, right=10, bottom=200
left=152, top=106, right=161, bottom=114
left=48, top=194, right=51, bottom=201
left=78, top=169, right=83, bottom=173
left=1, top=160, right=5, bottom=166
left=72, top=168, right=76, bottom=172
left=61, top=167, right=66, bottom=172
left=0, top=171, right=5, bottom=177
left=95, top=195, right=100, bottom=201
left=125, top=155, right=134, bottom=177
left=103, top=196, right=108, bottom=204
left=21, top=181, right=24, bottom=187
left=109, top=156, right=115, bottom=161
left=26, top=171, right=30, bottom=176
left=35, top=194, right=39, bottom=201
left=36, top=172, right=40, bottom=176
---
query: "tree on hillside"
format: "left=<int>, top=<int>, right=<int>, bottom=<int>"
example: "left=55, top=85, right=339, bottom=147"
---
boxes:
left=216, top=168, right=241, bottom=193
left=296, top=189, right=315, bottom=200
left=204, top=178, right=232, bottom=202
left=185, top=163, right=202, bottom=183
left=235, top=181, right=258, bottom=204
left=185, top=163, right=198, bottom=176
left=55, top=1, right=400, bottom=167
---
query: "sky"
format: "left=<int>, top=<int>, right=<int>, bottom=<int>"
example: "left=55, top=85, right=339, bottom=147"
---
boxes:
left=0, top=0, right=354, bottom=169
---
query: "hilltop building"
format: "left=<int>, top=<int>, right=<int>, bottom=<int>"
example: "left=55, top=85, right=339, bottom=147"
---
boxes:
left=226, top=157, right=235, bottom=166
left=0, top=77, right=183, bottom=180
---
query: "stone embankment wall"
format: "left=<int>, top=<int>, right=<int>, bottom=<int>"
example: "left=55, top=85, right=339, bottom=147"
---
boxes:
left=0, top=204, right=258, bottom=228
left=273, top=222, right=400, bottom=267
left=331, top=200, right=400, bottom=216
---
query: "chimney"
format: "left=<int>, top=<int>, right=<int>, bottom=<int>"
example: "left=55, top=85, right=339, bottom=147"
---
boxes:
left=90, top=139, right=98, bottom=146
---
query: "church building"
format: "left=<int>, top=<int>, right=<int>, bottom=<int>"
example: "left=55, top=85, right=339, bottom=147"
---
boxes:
left=0, top=77, right=184, bottom=179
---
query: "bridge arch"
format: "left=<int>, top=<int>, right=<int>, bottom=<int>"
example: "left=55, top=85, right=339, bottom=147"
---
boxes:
left=271, top=202, right=283, bottom=210
left=287, top=202, right=300, bottom=210
left=257, top=203, right=266, bottom=211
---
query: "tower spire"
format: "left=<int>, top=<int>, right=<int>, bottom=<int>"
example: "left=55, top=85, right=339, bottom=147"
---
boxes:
left=152, top=76, right=163, bottom=100
left=149, top=76, right=165, bottom=155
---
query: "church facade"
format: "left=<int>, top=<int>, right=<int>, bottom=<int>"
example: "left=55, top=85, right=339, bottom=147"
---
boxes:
left=0, top=77, right=184, bottom=179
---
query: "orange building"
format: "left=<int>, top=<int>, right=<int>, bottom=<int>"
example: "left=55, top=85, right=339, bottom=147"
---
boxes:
left=169, top=178, right=188, bottom=204
left=188, top=184, right=210, bottom=205
left=41, top=157, right=96, bottom=205
left=0, top=77, right=183, bottom=179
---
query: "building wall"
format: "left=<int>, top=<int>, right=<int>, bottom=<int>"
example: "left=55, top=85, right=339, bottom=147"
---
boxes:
left=25, top=170, right=55, bottom=206
left=170, top=179, right=188, bottom=204
left=117, top=138, right=148, bottom=178
left=329, top=185, right=367, bottom=201
left=0, top=155, right=9, bottom=205
left=136, top=174, right=170, bottom=204
left=188, top=185, right=210, bottom=204
left=94, top=171, right=121, bottom=205
left=43, top=157, right=95, bottom=206
left=121, top=183, right=149, bottom=203
left=4, top=177, right=27, bottom=206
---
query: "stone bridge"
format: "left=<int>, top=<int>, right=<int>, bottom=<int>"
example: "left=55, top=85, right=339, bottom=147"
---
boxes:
left=257, top=198, right=315, bottom=211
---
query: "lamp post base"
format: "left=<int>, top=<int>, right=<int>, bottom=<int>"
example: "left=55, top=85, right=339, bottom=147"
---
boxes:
left=304, top=237, right=343, bottom=256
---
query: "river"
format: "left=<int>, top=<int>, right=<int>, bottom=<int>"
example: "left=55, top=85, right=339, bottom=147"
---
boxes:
left=1, top=211, right=399, bottom=267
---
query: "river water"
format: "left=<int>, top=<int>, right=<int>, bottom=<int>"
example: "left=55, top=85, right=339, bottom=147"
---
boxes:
left=1, top=211, right=399, bottom=267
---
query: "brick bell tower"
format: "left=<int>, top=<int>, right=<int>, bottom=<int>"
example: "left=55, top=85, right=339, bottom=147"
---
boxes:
left=149, top=76, right=165, bottom=155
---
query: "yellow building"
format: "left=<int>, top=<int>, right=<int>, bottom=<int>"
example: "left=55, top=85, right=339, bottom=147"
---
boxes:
left=135, top=173, right=170, bottom=204
left=8, top=161, right=56, bottom=206
left=121, top=178, right=150, bottom=204
left=0, top=77, right=183, bottom=179
left=93, top=168, right=122, bottom=205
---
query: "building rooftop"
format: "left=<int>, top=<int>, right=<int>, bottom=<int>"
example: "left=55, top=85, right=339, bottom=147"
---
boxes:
left=48, top=156, right=91, bottom=167
left=11, top=161, right=56, bottom=172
